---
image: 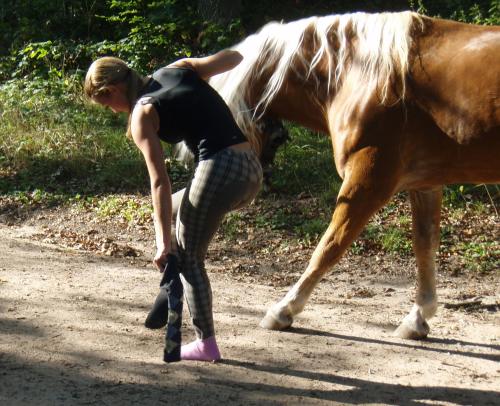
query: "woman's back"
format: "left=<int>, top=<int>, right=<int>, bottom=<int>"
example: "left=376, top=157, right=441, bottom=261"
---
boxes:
left=140, top=67, right=246, bottom=161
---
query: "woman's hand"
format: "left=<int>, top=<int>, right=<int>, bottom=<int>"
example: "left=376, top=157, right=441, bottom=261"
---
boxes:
left=130, top=104, right=174, bottom=274
left=167, top=58, right=196, bottom=70
left=153, top=246, right=170, bottom=272
left=167, top=50, right=243, bottom=80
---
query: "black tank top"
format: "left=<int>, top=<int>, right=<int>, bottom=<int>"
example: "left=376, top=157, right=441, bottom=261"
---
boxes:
left=138, top=67, right=246, bottom=161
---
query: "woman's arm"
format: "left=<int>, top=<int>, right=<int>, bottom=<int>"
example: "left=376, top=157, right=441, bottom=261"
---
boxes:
left=131, top=104, right=172, bottom=271
left=168, top=49, right=243, bottom=80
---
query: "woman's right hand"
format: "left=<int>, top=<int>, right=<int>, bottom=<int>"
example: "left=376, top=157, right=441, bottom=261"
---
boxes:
left=153, top=246, right=170, bottom=272
left=130, top=103, right=174, bottom=274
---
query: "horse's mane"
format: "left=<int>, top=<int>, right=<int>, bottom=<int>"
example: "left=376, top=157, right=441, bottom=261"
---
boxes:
left=175, top=11, right=422, bottom=161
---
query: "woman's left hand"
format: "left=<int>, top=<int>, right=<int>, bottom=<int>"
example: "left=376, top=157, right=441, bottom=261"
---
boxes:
left=167, top=58, right=195, bottom=70
left=167, top=50, right=243, bottom=81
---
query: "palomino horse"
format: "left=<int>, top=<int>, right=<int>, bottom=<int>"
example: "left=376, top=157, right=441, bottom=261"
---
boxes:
left=208, top=11, right=500, bottom=339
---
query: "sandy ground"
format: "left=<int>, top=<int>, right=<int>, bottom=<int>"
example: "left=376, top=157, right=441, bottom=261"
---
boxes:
left=0, top=223, right=499, bottom=406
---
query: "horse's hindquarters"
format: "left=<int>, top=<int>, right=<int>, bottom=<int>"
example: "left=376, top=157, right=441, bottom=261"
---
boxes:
left=407, top=18, right=500, bottom=188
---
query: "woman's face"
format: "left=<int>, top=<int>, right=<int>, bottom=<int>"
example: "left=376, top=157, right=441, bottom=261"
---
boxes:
left=93, top=83, right=129, bottom=113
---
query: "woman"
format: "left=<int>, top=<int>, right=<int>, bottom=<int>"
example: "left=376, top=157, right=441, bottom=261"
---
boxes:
left=84, top=50, right=262, bottom=362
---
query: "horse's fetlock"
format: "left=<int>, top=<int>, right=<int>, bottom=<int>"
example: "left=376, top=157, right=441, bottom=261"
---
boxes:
left=415, top=295, right=438, bottom=319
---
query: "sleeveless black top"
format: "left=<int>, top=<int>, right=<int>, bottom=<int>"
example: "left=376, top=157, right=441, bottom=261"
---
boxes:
left=138, top=67, right=246, bottom=161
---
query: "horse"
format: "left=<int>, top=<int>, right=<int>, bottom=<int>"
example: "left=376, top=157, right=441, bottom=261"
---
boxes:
left=207, top=11, right=500, bottom=339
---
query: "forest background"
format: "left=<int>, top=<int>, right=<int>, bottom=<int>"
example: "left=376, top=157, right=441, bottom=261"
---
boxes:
left=0, top=0, right=498, bottom=273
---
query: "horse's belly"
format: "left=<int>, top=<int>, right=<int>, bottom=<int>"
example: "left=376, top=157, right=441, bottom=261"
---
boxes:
left=399, top=126, right=500, bottom=190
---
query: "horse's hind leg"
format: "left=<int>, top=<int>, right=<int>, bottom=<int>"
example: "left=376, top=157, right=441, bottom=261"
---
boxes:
left=395, top=187, right=442, bottom=339
left=260, top=149, right=397, bottom=330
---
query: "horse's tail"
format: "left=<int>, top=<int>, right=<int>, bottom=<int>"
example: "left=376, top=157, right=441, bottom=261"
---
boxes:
left=237, top=118, right=264, bottom=157
left=172, top=141, right=194, bottom=167
left=171, top=129, right=262, bottom=166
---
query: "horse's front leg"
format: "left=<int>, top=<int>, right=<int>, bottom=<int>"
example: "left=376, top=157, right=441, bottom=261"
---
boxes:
left=395, top=187, right=442, bottom=339
left=260, top=149, right=398, bottom=330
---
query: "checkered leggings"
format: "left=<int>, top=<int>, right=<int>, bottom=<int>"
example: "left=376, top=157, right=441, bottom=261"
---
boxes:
left=171, top=147, right=262, bottom=339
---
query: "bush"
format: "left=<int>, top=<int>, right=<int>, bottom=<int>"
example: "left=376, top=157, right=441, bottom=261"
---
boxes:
left=0, top=0, right=244, bottom=81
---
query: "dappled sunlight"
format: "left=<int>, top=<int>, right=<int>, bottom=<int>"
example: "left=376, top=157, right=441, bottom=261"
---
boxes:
left=1, top=225, right=499, bottom=405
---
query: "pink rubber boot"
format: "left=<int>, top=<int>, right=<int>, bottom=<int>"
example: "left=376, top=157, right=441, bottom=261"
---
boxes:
left=180, top=336, right=221, bottom=362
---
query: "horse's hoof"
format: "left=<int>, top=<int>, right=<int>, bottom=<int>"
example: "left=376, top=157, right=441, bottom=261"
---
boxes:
left=395, top=306, right=431, bottom=339
left=259, top=310, right=293, bottom=330
left=394, top=318, right=430, bottom=340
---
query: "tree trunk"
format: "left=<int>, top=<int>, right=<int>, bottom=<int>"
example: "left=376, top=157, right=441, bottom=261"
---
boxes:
left=197, top=0, right=242, bottom=24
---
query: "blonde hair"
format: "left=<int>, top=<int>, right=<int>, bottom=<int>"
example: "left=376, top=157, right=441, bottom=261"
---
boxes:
left=84, top=56, right=149, bottom=137
left=208, top=11, right=422, bottom=155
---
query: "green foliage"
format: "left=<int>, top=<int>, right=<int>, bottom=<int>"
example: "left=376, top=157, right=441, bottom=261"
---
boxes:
left=219, top=212, right=239, bottom=240
left=459, top=240, right=499, bottom=273
left=3, top=189, right=67, bottom=208
left=1, top=0, right=243, bottom=81
left=294, top=218, right=329, bottom=245
left=0, top=1, right=112, bottom=54
left=95, top=195, right=153, bottom=224
left=380, top=225, right=413, bottom=254
left=9, top=41, right=79, bottom=79
left=271, top=125, right=342, bottom=204
left=100, top=0, right=243, bottom=70
left=351, top=211, right=413, bottom=256
left=444, top=184, right=499, bottom=208
left=413, top=0, right=500, bottom=24
left=100, top=0, right=193, bottom=69
left=1, top=39, right=131, bottom=82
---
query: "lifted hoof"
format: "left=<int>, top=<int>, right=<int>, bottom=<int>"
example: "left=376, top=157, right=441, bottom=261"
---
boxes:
left=259, top=310, right=293, bottom=330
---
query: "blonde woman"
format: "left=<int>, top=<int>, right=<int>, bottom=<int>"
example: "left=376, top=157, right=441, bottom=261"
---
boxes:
left=85, top=51, right=262, bottom=362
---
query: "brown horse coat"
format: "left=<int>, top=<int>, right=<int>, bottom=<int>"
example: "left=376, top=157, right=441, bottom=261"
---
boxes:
left=207, top=12, right=499, bottom=338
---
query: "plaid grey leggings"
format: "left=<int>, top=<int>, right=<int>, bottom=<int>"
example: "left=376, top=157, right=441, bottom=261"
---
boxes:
left=171, top=147, right=262, bottom=339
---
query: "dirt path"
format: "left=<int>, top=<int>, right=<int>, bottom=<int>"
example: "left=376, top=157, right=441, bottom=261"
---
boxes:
left=0, top=223, right=499, bottom=405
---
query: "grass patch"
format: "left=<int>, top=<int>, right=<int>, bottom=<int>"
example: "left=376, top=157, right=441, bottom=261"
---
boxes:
left=459, top=240, right=499, bottom=274
left=219, top=212, right=245, bottom=241
left=93, top=195, right=153, bottom=225
left=351, top=215, right=413, bottom=256
left=293, top=217, right=329, bottom=245
left=0, top=75, right=149, bottom=197
left=0, top=75, right=191, bottom=209
left=380, top=225, right=413, bottom=255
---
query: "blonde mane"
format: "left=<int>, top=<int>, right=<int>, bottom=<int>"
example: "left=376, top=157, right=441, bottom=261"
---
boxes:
left=208, top=11, right=422, bottom=155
